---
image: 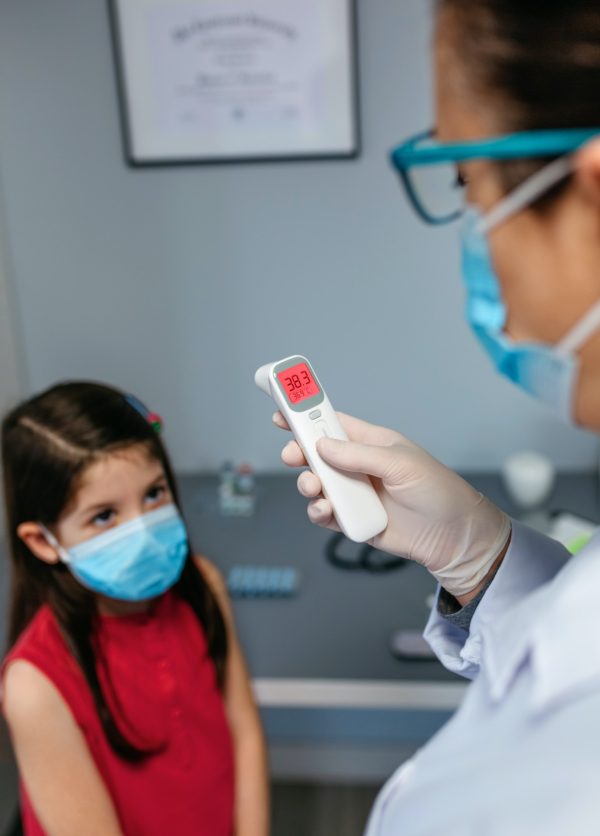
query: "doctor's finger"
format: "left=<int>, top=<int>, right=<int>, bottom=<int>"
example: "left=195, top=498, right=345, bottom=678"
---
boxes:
left=307, top=498, right=341, bottom=532
left=272, top=411, right=290, bottom=430
left=281, top=440, right=308, bottom=468
left=316, top=437, right=400, bottom=481
left=297, top=470, right=322, bottom=498
left=337, top=412, right=415, bottom=449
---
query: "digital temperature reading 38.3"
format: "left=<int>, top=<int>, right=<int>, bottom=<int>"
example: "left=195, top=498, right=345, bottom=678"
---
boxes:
left=277, top=362, right=320, bottom=405
left=255, top=355, right=388, bottom=543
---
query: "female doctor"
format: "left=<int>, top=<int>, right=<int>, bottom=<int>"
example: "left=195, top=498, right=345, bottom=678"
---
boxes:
left=276, top=0, right=600, bottom=833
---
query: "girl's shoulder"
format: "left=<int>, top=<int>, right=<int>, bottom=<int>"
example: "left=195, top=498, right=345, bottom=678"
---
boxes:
left=2, top=605, right=91, bottom=726
left=3, top=655, right=66, bottom=735
left=3, top=604, right=69, bottom=672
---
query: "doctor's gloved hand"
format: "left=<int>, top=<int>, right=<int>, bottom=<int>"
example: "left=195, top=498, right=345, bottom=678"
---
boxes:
left=274, top=411, right=511, bottom=603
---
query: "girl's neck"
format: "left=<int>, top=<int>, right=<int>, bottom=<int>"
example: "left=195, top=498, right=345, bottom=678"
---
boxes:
left=96, top=595, right=153, bottom=618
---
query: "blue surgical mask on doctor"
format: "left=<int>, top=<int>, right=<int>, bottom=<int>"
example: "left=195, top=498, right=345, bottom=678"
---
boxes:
left=461, top=155, right=600, bottom=424
left=42, top=503, right=188, bottom=601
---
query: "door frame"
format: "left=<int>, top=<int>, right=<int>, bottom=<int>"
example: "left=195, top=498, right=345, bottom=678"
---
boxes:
left=0, top=172, right=24, bottom=537
left=0, top=173, right=23, bottom=418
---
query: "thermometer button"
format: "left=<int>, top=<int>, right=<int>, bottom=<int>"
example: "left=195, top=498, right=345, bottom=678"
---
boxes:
left=309, top=409, right=322, bottom=420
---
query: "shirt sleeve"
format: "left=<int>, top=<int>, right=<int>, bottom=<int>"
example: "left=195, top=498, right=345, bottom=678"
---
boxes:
left=436, top=577, right=493, bottom=631
left=422, top=520, right=571, bottom=680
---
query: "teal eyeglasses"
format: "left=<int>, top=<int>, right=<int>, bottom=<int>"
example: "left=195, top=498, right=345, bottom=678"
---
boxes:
left=390, top=128, right=600, bottom=225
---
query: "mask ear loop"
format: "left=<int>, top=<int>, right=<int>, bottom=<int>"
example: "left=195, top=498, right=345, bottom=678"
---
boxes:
left=480, top=155, right=574, bottom=234
left=37, top=524, right=71, bottom=564
left=478, top=153, right=600, bottom=356
left=556, top=300, right=600, bottom=356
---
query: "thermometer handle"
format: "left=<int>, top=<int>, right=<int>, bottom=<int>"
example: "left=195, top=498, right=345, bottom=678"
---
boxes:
left=274, top=389, right=388, bottom=543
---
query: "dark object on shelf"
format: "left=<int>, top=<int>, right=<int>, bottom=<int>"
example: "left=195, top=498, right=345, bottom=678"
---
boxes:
left=325, top=532, right=409, bottom=573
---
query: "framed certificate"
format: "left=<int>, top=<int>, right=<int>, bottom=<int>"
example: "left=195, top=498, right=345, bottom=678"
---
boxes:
left=109, top=0, right=360, bottom=165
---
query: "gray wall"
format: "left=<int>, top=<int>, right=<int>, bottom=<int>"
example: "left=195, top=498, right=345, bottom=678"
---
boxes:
left=0, top=0, right=596, bottom=472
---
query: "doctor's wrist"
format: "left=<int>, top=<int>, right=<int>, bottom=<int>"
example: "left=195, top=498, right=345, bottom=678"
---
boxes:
left=453, top=530, right=511, bottom=609
left=429, top=501, right=511, bottom=601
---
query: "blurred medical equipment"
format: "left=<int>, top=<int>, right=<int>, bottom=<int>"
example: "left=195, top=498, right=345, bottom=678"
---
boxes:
left=325, top=532, right=408, bottom=574
left=227, top=565, right=300, bottom=599
left=548, top=511, right=597, bottom=554
left=218, top=461, right=257, bottom=516
left=389, top=630, right=437, bottom=661
left=501, top=450, right=556, bottom=532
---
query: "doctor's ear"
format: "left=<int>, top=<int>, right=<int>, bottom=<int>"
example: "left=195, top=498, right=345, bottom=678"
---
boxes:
left=17, top=522, right=61, bottom=564
left=574, top=138, right=600, bottom=207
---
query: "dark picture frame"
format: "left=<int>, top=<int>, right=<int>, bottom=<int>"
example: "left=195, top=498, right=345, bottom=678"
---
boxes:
left=109, top=0, right=360, bottom=166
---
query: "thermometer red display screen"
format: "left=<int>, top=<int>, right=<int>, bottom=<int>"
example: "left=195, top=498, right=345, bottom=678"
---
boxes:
left=277, top=362, right=320, bottom=405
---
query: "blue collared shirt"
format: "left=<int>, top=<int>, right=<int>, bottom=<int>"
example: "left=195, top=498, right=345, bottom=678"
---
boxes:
left=366, top=520, right=600, bottom=835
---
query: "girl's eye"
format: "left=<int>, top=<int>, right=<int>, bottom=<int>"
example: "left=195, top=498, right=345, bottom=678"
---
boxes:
left=92, top=509, right=115, bottom=528
left=145, top=484, right=167, bottom=505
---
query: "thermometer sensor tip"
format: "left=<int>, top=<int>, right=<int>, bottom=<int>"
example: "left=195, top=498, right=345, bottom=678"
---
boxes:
left=254, top=364, right=273, bottom=396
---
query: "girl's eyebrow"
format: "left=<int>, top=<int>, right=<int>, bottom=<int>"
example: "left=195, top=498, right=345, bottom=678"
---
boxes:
left=77, top=472, right=168, bottom=518
left=75, top=499, right=117, bottom=521
left=145, top=471, right=168, bottom=488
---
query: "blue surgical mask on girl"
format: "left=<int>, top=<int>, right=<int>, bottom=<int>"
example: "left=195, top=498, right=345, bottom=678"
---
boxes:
left=461, top=155, right=600, bottom=424
left=41, top=503, right=188, bottom=601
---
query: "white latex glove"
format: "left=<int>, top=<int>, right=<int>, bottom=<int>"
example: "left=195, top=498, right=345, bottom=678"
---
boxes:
left=275, top=411, right=511, bottom=600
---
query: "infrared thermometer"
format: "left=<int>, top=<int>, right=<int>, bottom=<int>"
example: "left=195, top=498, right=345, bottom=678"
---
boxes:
left=255, top=355, right=388, bottom=543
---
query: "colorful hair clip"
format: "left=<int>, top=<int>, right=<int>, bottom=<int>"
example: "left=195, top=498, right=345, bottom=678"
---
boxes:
left=125, top=394, right=163, bottom=433
left=147, top=412, right=164, bottom=434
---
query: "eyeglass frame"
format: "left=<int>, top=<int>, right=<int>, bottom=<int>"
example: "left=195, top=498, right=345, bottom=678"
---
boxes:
left=389, top=127, right=600, bottom=225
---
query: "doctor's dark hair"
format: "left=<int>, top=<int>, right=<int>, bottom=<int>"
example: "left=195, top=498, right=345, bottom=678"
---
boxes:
left=1, top=382, right=228, bottom=762
left=436, top=0, right=600, bottom=189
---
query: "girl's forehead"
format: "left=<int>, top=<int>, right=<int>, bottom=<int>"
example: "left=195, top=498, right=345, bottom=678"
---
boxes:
left=73, top=446, right=164, bottom=504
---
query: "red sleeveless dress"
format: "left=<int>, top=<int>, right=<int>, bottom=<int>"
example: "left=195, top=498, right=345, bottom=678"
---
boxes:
left=2, top=591, right=235, bottom=835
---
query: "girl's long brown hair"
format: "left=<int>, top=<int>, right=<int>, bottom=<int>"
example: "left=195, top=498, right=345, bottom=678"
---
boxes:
left=2, top=381, right=227, bottom=762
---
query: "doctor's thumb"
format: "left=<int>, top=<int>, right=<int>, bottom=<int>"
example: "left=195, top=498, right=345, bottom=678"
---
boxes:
left=316, top=437, right=393, bottom=480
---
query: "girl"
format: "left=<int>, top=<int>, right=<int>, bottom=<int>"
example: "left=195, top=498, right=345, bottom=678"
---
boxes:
left=1, top=381, right=269, bottom=836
